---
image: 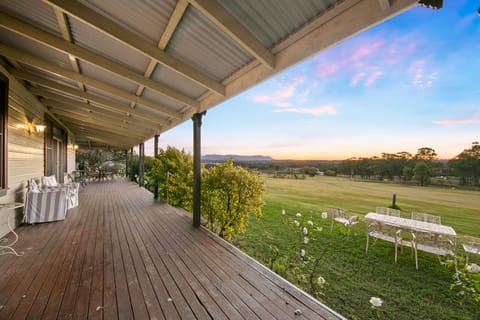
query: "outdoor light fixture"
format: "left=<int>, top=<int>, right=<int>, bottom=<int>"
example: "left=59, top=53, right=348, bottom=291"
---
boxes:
left=16, top=122, right=46, bottom=135
left=35, top=124, right=46, bottom=133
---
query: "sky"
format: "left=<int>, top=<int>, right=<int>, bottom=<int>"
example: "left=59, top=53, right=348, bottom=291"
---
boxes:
left=145, top=1, right=480, bottom=160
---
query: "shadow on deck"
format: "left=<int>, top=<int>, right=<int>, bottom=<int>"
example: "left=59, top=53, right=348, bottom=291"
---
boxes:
left=0, top=179, right=344, bottom=319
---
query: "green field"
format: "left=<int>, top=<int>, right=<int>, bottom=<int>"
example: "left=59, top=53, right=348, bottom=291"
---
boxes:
left=232, top=176, right=480, bottom=320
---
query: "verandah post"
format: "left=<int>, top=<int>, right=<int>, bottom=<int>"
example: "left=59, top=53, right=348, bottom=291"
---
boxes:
left=192, top=112, right=205, bottom=228
left=139, top=142, right=145, bottom=188
left=154, top=134, right=159, bottom=199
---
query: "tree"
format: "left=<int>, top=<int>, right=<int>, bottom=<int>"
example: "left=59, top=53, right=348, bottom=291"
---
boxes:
left=413, top=161, right=433, bottom=186
left=449, top=142, right=480, bottom=186
left=415, top=147, right=437, bottom=161
left=147, top=147, right=193, bottom=209
left=202, top=159, right=264, bottom=240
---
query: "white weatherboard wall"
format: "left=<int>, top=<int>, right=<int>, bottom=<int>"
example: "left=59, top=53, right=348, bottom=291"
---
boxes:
left=0, top=64, right=46, bottom=238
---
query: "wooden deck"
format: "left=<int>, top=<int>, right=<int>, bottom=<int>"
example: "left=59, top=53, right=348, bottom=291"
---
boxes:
left=0, top=179, right=344, bottom=320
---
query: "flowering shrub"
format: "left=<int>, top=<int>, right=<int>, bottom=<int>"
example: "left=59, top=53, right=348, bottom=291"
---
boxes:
left=449, top=258, right=480, bottom=303
left=269, top=209, right=329, bottom=297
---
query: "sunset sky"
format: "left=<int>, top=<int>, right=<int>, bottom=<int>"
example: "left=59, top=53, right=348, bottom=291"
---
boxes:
left=146, top=1, right=479, bottom=160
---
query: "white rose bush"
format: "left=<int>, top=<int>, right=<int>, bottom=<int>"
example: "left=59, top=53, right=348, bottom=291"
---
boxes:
left=267, top=209, right=329, bottom=297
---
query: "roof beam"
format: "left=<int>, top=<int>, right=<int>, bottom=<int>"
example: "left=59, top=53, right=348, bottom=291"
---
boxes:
left=131, top=0, right=189, bottom=109
left=44, top=100, right=158, bottom=135
left=0, top=44, right=182, bottom=119
left=44, top=0, right=225, bottom=95
left=188, top=0, right=275, bottom=69
left=0, top=12, right=199, bottom=109
left=378, top=0, right=391, bottom=10
left=41, top=97, right=162, bottom=129
left=51, top=110, right=151, bottom=140
left=57, top=113, right=149, bottom=140
left=68, top=130, right=135, bottom=149
left=10, top=68, right=171, bottom=126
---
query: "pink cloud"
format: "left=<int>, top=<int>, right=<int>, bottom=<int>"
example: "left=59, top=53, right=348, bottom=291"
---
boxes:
left=365, top=70, right=383, bottom=87
left=433, top=116, right=480, bottom=126
left=253, top=77, right=304, bottom=107
left=350, top=72, right=366, bottom=86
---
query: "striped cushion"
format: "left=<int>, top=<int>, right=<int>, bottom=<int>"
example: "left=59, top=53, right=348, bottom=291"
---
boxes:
left=24, top=189, right=68, bottom=224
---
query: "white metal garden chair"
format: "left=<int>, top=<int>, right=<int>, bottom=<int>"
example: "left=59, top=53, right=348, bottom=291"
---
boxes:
left=329, top=207, right=359, bottom=235
left=410, top=230, right=456, bottom=270
left=376, top=207, right=400, bottom=217
left=462, top=236, right=480, bottom=264
left=411, top=212, right=441, bottom=224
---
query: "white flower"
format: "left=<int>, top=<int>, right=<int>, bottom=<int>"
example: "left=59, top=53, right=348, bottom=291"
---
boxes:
left=317, top=276, right=326, bottom=286
left=296, top=212, right=302, bottom=217
left=321, top=211, right=328, bottom=219
left=307, top=220, right=314, bottom=226
left=293, top=220, right=300, bottom=227
left=303, top=237, right=309, bottom=244
left=316, top=226, right=323, bottom=232
left=369, top=297, right=383, bottom=308
left=466, top=263, right=480, bottom=273
left=303, top=227, right=308, bottom=235
left=300, top=249, right=305, bottom=257
left=281, top=209, right=286, bottom=215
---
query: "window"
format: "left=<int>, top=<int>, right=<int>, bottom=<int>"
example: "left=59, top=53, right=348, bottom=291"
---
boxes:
left=0, top=72, right=8, bottom=197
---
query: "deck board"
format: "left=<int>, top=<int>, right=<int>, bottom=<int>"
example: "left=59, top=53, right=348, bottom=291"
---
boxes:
left=0, top=179, right=344, bottom=320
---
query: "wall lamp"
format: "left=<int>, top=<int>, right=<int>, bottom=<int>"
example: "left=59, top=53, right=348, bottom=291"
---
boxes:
left=68, top=144, right=79, bottom=150
left=16, top=122, right=46, bottom=135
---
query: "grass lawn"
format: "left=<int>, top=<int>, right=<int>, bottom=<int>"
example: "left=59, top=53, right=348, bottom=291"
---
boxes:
left=232, top=175, right=480, bottom=320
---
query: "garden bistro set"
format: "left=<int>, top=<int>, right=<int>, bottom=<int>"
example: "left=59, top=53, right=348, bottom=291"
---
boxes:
left=327, top=206, right=480, bottom=271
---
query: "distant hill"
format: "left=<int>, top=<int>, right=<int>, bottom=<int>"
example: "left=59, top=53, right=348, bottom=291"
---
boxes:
left=202, top=154, right=273, bottom=162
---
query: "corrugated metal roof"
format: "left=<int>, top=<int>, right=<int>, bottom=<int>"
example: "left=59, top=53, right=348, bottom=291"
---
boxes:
left=0, top=0, right=61, bottom=37
left=78, top=60, right=138, bottom=93
left=0, top=29, right=72, bottom=71
left=20, top=64, right=77, bottom=86
left=84, top=85, right=132, bottom=106
left=78, top=0, right=177, bottom=45
left=1, top=0, right=415, bottom=151
left=135, top=103, right=175, bottom=121
left=166, top=5, right=252, bottom=81
left=141, top=87, right=185, bottom=112
left=150, top=64, right=207, bottom=100
left=219, top=0, right=335, bottom=48
left=69, top=16, right=151, bottom=75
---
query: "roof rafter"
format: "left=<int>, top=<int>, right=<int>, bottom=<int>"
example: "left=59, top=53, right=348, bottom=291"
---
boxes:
left=50, top=109, right=152, bottom=139
left=188, top=0, right=275, bottom=69
left=0, top=11, right=199, bottom=109
left=60, top=116, right=149, bottom=142
left=43, top=0, right=226, bottom=95
left=41, top=98, right=162, bottom=130
left=9, top=68, right=172, bottom=126
left=45, top=101, right=158, bottom=135
left=0, top=44, right=182, bottom=119
left=131, top=0, right=189, bottom=109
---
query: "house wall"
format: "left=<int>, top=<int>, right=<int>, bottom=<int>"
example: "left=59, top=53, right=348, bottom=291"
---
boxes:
left=0, top=64, right=75, bottom=238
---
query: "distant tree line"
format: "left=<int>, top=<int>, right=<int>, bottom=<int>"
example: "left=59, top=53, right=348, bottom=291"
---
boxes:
left=235, top=142, right=480, bottom=188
